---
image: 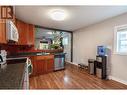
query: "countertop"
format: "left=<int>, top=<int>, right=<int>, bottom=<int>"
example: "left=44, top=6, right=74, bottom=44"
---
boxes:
left=0, top=61, right=26, bottom=89
left=7, top=52, right=66, bottom=58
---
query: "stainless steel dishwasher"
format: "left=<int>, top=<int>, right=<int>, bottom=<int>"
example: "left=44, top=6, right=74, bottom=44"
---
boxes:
left=54, top=53, right=66, bottom=71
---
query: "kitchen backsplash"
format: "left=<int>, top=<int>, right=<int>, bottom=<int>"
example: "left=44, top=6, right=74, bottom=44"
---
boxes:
left=0, top=44, right=34, bottom=55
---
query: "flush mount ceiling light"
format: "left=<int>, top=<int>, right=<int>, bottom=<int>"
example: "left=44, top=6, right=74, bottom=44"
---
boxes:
left=49, top=9, right=67, bottom=21
left=47, top=31, right=52, bottom=35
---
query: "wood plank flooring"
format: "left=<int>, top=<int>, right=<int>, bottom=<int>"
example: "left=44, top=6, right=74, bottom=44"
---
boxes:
left=29, top=63, right=127, bottom=89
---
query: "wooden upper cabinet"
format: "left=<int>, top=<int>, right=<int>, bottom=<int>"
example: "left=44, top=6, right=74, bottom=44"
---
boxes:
left=0, top=20, right=7, bottom=44
left=23, top=22, right=29, bottom=44
left=16, top=19, right=35, bottom=45
left=28, top=24, right=35, bottom=45
left=0, top=6, right=7, bottom=44
left=16, top=19, right=28, bottom=45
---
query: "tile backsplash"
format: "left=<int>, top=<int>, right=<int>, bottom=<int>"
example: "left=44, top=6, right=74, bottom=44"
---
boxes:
left=0, top=44, right=34, bottom=55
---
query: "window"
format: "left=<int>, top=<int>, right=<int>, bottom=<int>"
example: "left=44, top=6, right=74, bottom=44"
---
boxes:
left=114, top=25, right=127, bottom=55
left=39, top=41, right=49, bottom=50
left=63, top=37, right=68, bottom=45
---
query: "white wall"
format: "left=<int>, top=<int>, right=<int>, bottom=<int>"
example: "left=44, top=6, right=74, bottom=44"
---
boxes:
left=73, top=13, right=127, bottom=83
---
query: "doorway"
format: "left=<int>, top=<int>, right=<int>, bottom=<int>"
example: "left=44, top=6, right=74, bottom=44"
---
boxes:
left=35, top=26, right=73, bottom=62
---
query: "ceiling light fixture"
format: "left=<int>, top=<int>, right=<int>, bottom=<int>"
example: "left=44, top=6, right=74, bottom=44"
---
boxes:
left=47, top=32, right=52, bottom=35
left=50, top=9, right=67, bottom=21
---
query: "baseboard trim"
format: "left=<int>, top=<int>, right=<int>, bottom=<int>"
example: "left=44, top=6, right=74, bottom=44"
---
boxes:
left=66, top=61, right=127, bottom=85
left=66, top=61, right=78, bottom=66
left=109, top=76, right=127, bottom=85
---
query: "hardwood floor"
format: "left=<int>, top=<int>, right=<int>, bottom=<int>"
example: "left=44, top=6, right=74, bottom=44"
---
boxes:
left=29, top=63, right=127, bottom=89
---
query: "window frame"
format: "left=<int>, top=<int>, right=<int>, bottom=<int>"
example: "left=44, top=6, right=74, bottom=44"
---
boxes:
left=114, top=24, right=127, bottom=55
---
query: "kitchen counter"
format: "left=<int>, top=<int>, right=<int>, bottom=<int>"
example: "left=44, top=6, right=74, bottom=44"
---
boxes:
left=5, top=52, right=66, bottom=79
left=7, top=52, right=66, bottom=58
left=7, top=52, right=50, bottom=58
left=7, top=49, right=63, bottom=58
left=0, top=61, right=26, bottom=89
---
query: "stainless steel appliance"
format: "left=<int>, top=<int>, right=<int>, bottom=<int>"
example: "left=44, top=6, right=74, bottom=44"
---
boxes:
left=0, top=55, right=3, bottom=63
left=6, top=20, right=19, bottom=42
left=26, top=58, right=33, bottom=75
left=54, top=53, right=65, bottom=71
left=7, top=57, right=33, bottom=75
left=7, top=57, right=33, bottom=89
left=88, top=59, right=95, bottom=75
left=23, top=58, right=33, bottom=89
left=0, top=50, right=7, bottom=68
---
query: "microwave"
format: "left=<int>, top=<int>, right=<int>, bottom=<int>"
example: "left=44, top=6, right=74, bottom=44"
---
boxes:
left=6, top=20, right=19, bottom=42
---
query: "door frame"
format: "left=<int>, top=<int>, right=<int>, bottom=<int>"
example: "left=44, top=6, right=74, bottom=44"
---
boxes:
left=35, top=25, right=73, bottom=62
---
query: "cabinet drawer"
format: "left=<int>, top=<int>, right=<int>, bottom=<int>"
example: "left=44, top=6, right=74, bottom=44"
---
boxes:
left=36, top=56, right=46, bottom=60
left=45, top=55, right=54, bottom=59
left=36, top=55, right=54, bottom=60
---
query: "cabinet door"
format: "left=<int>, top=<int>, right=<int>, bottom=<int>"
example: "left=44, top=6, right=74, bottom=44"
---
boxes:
left=28, top=24, right=35, bottom=45
left=16, top=19, right=24, bottom=45
left=20, top=21, right=29, bottom=45
left=36, top=60, right=46, bottom=75
left=24, top=22, right=29, bottom=44
left=0, top=20, right=6, bottom=44
left=16, top=19, right=29, bottom=45
left=0, top=7, right=6, bottom=44
left=46, top=58, right=54, bottom=73
left=30, top=55, right=54, bottom=76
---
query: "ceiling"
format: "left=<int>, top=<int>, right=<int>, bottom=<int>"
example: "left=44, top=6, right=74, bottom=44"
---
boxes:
left=15, top=6, right=127, bottom=31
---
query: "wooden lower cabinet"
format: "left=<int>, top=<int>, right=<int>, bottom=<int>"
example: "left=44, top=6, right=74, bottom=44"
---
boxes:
left=30, top=55, right=54, bottom=76
left=36, top=60, right=46, bottom=75
left=30, top=56, right=37, bottom=76
left=46, top=58, right=54, bottom=73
